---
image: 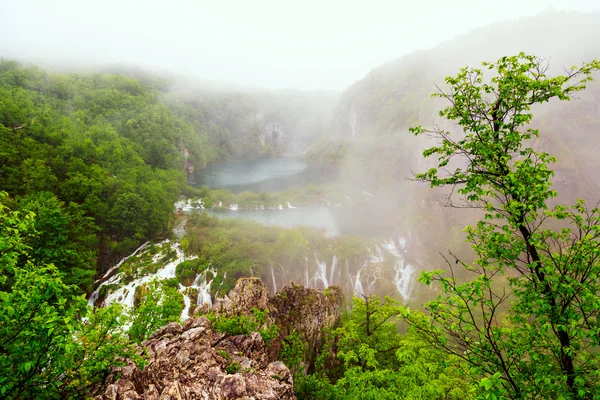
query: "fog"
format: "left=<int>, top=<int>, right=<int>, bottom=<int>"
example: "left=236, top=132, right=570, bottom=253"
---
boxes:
left=1, top=0, right=600, bottom=90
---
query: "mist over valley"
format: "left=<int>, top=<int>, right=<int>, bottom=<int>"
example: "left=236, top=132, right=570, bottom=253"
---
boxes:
left=2, top=3, right=600, bottom=398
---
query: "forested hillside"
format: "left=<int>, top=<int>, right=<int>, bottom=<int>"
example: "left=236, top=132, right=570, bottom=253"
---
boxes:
left=0, top=60, right=336, bottom=292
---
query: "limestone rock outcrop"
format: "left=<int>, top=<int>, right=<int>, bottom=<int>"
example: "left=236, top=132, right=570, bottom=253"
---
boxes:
left=99, top=317, right=294, bottom=400
left=98, top=278, right=343, bottom=399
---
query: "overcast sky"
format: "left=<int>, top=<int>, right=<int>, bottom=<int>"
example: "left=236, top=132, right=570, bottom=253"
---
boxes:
left=1, top=0, right=599, bottom=90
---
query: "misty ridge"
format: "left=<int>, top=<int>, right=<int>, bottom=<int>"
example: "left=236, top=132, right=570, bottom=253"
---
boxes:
left=2, top=5, right=600, bottom=399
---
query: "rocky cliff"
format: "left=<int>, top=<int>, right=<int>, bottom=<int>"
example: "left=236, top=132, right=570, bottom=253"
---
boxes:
left=98, top=278, right=343, bottom=399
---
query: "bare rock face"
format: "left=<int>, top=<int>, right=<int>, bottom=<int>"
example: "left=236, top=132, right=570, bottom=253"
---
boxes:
left=212, top=277, right=270, bottom=317
left=270, top=283, right=343, bottom=372
left=98, top=317, right=294, bottom=400
left=99, top=278, right=343, bottom=400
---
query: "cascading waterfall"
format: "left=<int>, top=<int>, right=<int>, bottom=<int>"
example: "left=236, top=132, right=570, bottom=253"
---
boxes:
left=306, top=254, right=330, bottom=289
left=179, top=268, right=216, bottom=319
left=88, top=241, right=150, bottom=307
left=180, top=286, right=192, bottom=320
left=98, top=241, right=150, bottom=282
left=353, top=263, right=366, bottom=297
left=304, top=257, right=309, bottom=288
left=329, top=255, right=337, bottom=285
left=101, top=241, right=190, bottom=309
left=174, top=198, right=204, bottom=212
left=393, top=259, right=414, bottom=301
left=90, top=240, right=197, bottom=310
left=196, top=269, right=215, bottom=307
left=271, top=265, right=278, bottom=293
left=352, top=236, right=415, bottom=301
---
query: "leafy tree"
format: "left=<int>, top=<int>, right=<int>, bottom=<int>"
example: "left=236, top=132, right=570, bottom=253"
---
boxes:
left=406, top=54, right=600, bottom=398
left=294, top=295, right=471, bottom=400
left=128, top=279, right=184, bottom=343
left=18, top=191, right=97, bottom=293
left=0, top=193, right=141, bottom=399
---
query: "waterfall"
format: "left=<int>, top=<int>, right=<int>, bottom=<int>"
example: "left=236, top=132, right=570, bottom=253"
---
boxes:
left=304, top=257, right=309, bottom=287
left=356, top=236, right=415, bottom=301
left=329, top=255, right=337, bottom=285
left=180, top=268, right=216, bottom=320
left=353, top=264, right=366, bottom=297
left=88, top=241, right=150, bottom=307
left=228, top=204, right=239, bottom=211
left=278, top=263, right=287, bottom=284
left=195, top=269, right=215, bottom=307
left=174, top=198, right=204, bottom=212
left=368, top=246, right=385, bottom=263
left=286, top=201, right=297, bottom=209
left=98, top=241, right=150, bottom=283
left=271, top=265, right=278, bottom=293
left=311, top=254, right=329, bottom=288
left=96, top=241, right=196, bottom=309
left=393, top=259, right=415, bottom=301
left=180, top=286, right=192, bottom=320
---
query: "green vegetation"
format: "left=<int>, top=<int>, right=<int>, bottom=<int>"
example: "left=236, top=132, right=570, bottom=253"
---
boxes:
left=406, top=54, right=600, bottom=398
left=207, top=307, right=279, bottom=345
left=0, top=193, right=142, bottom=399
left=0, top=60, right=334, bottom=292
left=128, top=279, right=184, bottom=343
left=305, top=140, right=351, bottom=172
left=188, top=183, right=350, bottom=210
left=292, top=296, right=471, bottom=400
left=3, top=47, right=600, bottom=399
left=181, top=212, right=374, bottom=295
left=0, top=60, right=204, bottom=288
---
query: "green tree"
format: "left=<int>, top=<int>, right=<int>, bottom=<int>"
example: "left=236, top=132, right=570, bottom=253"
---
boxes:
left=19, top=191, right=97, bottom=293
left=0, top=193, right=141, bottom=399
left=128, top=279, right=184, bottom=343
left=406, top=54, right=600, bottom=398
left=294, top=295, right=471, bottom=400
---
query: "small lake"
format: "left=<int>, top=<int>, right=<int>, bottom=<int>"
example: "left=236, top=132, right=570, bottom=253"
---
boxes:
left=191, top=157, right=335, bottom=193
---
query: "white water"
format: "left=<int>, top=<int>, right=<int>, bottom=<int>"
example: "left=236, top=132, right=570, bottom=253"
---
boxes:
left=174, top=198, right=204, bottom=212
left=88, top=241, right=150, bottom=307
left=180, top=286, right=192, bottom=320
left=329, top=255, right=337, bottom=285
left=179, top=268, right=216, bottom=320
left=101, top=241, right=190, bottom=308
left=353, top=263, right=366, bottom=297
left=97, top=241, right=150, bottom=282
left=195, top=269, right=215, bottom=307
left=394, top=259, right=414, bottom=301
left=271, top=265, right=278, bottom=293
left=90, top=240, right=199, bottom=312
left=307, top=254, right=329, bottom=289
left=351, top=236, right=415, bottom=301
